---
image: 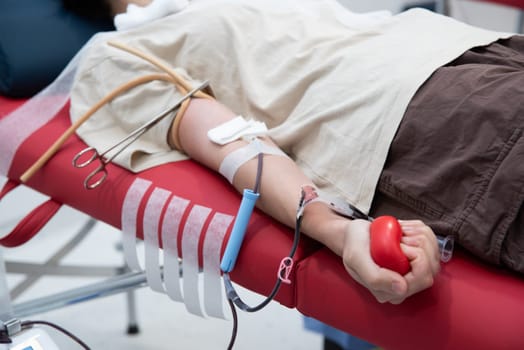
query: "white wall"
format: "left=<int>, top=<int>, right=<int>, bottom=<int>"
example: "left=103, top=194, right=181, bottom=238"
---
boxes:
left=338, top=0, right=522, bottom=32
left=449, top=0, right=521, bottom=32
left=337, top=0, right=411, bottom=12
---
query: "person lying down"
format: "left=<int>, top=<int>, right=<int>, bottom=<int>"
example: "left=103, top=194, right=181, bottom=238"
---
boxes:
left=65, top=0, right=524, bottom=304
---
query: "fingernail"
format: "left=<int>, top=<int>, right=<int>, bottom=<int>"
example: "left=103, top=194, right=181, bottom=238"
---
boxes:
left=392, top=280, right=404, bottom=294
left=402, top=236, right=415, bottom=245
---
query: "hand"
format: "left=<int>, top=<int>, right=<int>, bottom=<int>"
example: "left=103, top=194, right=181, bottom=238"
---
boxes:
left=341, top=219, right=440, bottom=304
left=398, top=219, right=441, bottom=297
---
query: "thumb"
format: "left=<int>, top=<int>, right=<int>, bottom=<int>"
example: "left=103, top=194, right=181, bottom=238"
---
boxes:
left=401, top=243, right=420, bottom=261
left=371, top=267, right=408, bottom=297
left=391, top=277, right=408, bottom=296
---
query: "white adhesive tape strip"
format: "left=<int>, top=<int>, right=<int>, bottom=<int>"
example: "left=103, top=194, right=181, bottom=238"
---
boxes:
left=161, top=195, right=190, bottom=302
left=0, top=80, right=73, bottom=176
left=207, top=115, right=268, bottom=145
left=121, top=178, right=152, bottom=271
left=181, top=205, right=211, bottom=316
left=203, top=212, right=233, bottom=319
left=122, top=178, right=233, bottom=319
left=219, top=138, right=288, bottom=183
left=143, top=187, right=172, bottom=293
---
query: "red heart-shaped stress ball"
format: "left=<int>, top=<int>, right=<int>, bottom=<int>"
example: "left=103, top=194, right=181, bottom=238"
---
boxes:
left=370, top=216, right=410, bottom=275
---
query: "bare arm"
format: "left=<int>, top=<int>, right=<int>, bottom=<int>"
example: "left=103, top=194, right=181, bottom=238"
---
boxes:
left=174, top=97, right=440, bottom=304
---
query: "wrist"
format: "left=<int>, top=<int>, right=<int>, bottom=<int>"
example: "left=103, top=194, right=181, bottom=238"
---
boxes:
left=301, top=202, right=350, bottom=256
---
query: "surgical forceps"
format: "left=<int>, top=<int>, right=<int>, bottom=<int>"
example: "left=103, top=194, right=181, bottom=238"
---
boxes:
left=72, top=80, right=209, bottom=190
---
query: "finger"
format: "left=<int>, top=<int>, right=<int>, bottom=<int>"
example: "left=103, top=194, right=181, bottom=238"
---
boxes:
left=402, top=235, right=440, bottom=274
left=398, top=220, right=430, bottom=237
left=402, top=235, right=440, bottom=269
left=374, top=290, right=406, bottom=304
left=403, top=243, right=440, bottom=275
left=342, top=219, right=411, bottom=303
left=345, top=263, right=410, bottom=302
left=400, top=222, right=440, bottom=265
left=398, top=219, right=425, bottom=228
left=401, top=245, right=437, bottom=296
left=388, top=295, right=409, bottom=305
left=375, top=278, right=409, bottom=304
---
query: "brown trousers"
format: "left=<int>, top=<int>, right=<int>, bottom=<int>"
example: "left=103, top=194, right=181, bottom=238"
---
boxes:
left=370, top=36, right=524, bottom=274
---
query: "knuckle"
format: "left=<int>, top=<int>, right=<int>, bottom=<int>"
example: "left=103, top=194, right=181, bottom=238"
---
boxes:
left=367, top=276, right=383, bottom=289
left=413, top=237, right=424, bottom=247
left=390, top=298, right=405, bottom=305
left=413, top=219, right=425, bottom=226
left=423, top=275, right=435, bottom=288
left=375, top=295, right=389, bottom=304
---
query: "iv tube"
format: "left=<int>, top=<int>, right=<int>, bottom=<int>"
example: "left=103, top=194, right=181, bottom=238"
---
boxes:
left=436, top=235, right=454, bottom=263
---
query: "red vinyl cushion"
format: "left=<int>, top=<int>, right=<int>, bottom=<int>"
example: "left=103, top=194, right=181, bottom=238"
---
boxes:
left=0, top=97, right=25, bottom=116
left=296, top=248, right=524, bottom=350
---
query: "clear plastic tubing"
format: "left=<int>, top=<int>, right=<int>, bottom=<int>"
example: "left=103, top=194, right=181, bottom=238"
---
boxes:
left=436, top=235, right=454, bottom=263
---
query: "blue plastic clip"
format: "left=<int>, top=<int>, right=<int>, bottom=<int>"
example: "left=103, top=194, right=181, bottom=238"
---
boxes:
left=220, top=189, right=260, bottom=273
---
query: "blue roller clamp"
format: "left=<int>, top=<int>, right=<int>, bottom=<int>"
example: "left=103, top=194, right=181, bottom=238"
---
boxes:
left=220, top=189, right=260, bottom=273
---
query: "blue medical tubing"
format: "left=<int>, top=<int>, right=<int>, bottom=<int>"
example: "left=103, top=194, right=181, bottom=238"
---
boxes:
left=221, top=153, right=303, bottom=350
left=220, top=189, right=260, bottom=273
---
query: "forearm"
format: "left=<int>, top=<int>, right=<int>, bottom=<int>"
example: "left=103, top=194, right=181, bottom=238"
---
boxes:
left=174, top=97, right=440, bottom=304
left=174, top=98, right=347, bottom=255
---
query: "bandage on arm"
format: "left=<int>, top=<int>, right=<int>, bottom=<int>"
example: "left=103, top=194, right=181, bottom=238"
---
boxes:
left=173, top=98, right=350, bottom=257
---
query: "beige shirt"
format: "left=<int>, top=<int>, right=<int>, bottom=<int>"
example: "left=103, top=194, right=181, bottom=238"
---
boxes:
left=70, top=0, right=509, bottom=212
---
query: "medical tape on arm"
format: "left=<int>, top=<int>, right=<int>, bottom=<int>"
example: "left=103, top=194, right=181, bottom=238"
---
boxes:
left=219, top=139, right=288, bottom=183
left=300, top=185, right=372, bottom=221
left=209, top=116, right=288, bottom=183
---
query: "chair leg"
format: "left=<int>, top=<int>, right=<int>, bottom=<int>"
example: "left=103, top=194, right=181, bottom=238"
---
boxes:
left=125, top=288, right=140, bottom=334
left=5, top=218, right=140, bottom=334
left=402, top=1, right=448, bottom=13
left=115, top=239, right=141, bottom=335
left=323, top=337, right=344, bottom=350
left=7, top=217, right=98, bottom=300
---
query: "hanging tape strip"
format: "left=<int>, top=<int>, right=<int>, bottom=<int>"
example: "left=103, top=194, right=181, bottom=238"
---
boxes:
left=121, top=177, right=232, bottom=319
left=161, top=195, right=190, bottom=302
left=203, top=212, right=233, bottom=319
left=181, top=205, right=212, bottom=317
left=0, top=63, right=77, bottom=176
left=121, top=178, right=152, bottom=271
left=143, top=187, right=172, bottom=293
